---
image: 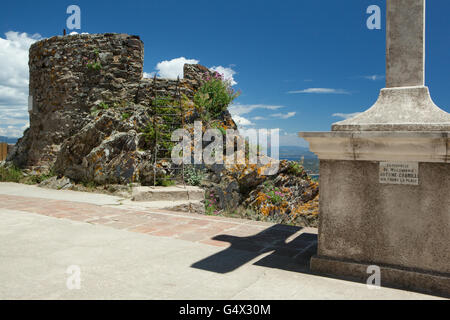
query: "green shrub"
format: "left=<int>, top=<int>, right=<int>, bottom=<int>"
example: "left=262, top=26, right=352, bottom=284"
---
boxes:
left=262, top=182, right=286, bottom=205
left=286, top=161, right=305, bottom=176
left=211, top=122, right=226, bottom=135
left=0, top=166, right=23, bottom=182
left=154, top=96, right=177, bottom=107
left=156, top=176, right=176, bottom=187
left=266, top=187, right=285, bottom=205
left=87, top=50, right=102, bottom=70
left=98, top=102, right=110, bottom=110
left=90, top=102, right=111, bottom=116
left=141, top=123, right=174, bottom=154
left=82, top=180, right=99, bottom=190
left=184, top=166, right=204, bottom=186
left=194, top=73, right=240, bottom=118
left=0, top=165, right=57, bottom=185
left=87, top=62, right=102, bottom=71
left=205, top=192, right=219, bottom=215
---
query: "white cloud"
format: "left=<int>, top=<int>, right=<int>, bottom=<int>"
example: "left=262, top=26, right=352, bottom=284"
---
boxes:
left=155, top=57, right=200, bottom=79
left=288, top=88, right=350, bottom=94
left=364, top=74, right=384, bottom=81
left=252, top=116, right=266, bottom=121
left=233, top=115, right=254, bottom=126
left=229, top=104, right=290, bottom=128
left=210, top=66, right=237, bottom=86
left=270, top=112, right=296, bottom=119
left=229, top=104, right=283, bottom=117
left=332, top=112, right=362, bottom=120
left=0, top=31, right=42, bottom=137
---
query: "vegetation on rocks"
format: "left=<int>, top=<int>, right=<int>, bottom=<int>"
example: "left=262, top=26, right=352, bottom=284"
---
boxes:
left=0, top=165, right=23, bottom=182
left=183, top=165, right=204, bottom=187
left=0, top=164, right=56, bottom=185
left=194, top=73, right=240, bottom=119
left=86, top=49, right=102, bottom=71
left=200, top=159, right=319, bottom=227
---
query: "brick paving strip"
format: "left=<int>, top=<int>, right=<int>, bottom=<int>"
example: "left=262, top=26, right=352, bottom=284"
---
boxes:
left=0, top=194, right=317, bottom=260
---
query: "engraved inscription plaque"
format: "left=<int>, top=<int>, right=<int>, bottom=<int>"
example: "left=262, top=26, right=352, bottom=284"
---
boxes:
left=379, top=162, right=419, bottom=185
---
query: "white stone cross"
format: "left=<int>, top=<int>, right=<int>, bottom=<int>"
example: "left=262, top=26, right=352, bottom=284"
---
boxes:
left=386, top=0, right=425, bottom=88
left=330, top=0, right=450, bottom=131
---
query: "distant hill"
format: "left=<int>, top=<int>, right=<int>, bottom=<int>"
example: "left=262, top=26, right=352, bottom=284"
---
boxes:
left=278, top=146, right=317, bottom=160
left=0, top=136, right=18, bottom=144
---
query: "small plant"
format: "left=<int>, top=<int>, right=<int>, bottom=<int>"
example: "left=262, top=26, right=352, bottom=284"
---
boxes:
left=262, top=180, right=274, bottom=189
left=211, top=122, right=226, bottom=135
left=87, top=61, right=102, bottom=71
left=82, top=180, right=99, bottom=190
left=184, top=166, right=204, bottom=186
left=23, top=170, right=56, bottom=185
left=0, top=165, right=56, bottom=185
left=286, top=161, right=305, bottom=176
left=194, top=72, right=240, bottom=119
left=156, top=176, right=176, bottom=187
left=122, top=112, right=131, bottom=120
left=205, top=191, right=219, bottom=215
left=98, top=102, right=110, bottom=110
left=0, top=165, right=23, bottom=182
left=113, top=100, right=129, bottom=109
left=154, top=96, right=176, bottom=107
left=90, top=102, right=111, bottom=116
left=86, top=49, right=102, bottom=71
left=260, top=181, right=286, bottom=205
left=141, top=123, right=174, bottom=155
left=266, top=187, right=285, bottom=205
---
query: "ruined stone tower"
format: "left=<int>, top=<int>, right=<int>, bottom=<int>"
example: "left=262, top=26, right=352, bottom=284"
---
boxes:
left=8, top=33, right=211, bottom=170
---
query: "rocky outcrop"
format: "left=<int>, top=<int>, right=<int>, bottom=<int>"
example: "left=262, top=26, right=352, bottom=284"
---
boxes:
left=200, top=160, right=319, bottom=225
left=53, top=105, right=152, bottom=184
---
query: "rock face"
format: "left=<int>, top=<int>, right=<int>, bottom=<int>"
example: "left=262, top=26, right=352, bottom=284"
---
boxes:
left=8, top=33, right=218, bottom=172
left=53, top=105, right=152, bottom=184
left=201, top=160, right=319, bottom=226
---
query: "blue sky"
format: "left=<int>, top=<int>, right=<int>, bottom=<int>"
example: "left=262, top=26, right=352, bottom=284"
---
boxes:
left=1, top=0, right=449, bottom=145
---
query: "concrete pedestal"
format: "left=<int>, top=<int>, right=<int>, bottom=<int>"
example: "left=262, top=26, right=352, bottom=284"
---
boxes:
left=299, top=131, right=450, bottom=296
left=312, top=159, right=449, bottom=296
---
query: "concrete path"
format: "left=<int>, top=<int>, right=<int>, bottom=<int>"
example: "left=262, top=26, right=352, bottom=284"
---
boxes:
left=0, top=182, right=443, bottom=300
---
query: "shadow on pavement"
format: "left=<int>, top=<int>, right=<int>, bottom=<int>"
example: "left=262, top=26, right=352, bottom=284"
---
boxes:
left=191, top=224, right=317, bottom=274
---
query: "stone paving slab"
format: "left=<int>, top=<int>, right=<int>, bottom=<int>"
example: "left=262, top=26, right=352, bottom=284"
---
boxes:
left=0, top=183, right=444, bottom=299
left=0, top=208, right=441, bottom=300
left=0, top=193, right=316, bottom=261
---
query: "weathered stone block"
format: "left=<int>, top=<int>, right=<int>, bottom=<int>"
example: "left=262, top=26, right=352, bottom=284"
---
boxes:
left=313, top=159, right=450, bottom=296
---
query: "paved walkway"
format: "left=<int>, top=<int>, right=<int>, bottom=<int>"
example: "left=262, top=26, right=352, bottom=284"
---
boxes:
left=0, top=182, right=443, bottom=299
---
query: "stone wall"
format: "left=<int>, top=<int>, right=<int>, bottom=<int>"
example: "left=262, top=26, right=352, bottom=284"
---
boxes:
left=8, top=33, right=215, bottom=170
left=135, top=64, right=211, bottom=106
